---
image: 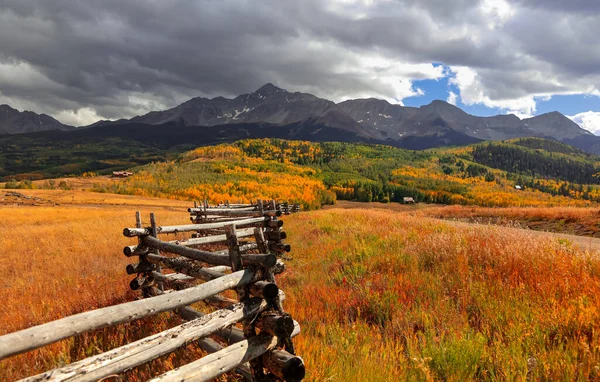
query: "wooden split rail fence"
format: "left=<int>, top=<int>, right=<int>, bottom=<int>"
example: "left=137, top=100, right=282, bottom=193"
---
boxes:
left=0, top=199, right=304, bottom=381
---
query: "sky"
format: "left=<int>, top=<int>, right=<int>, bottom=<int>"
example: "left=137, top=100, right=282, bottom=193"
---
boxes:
left=0, top=0, right=599, bottom=133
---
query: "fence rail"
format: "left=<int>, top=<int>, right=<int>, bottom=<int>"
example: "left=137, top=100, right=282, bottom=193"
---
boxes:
left=0, top=199, right=304, bottom=381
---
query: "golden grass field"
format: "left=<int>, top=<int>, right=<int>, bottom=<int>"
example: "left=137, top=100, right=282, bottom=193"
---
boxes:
left=0, top=191, right=200, bottom=380
left=1, top=191, right=600, bottom=380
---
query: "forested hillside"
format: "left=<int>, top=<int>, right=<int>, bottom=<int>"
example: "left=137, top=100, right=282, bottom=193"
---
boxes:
left=73, top=138, right=600, bottom=208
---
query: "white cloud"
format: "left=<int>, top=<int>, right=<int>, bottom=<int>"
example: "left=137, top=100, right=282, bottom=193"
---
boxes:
left=446, top=91, right=457, bottom=105
left=448, top=66, right=539, bottom=115
left=54, top=107, right=105, bottom=126
left=0, top=0, right=599, bottom=124
left=506, top=110, right=534, bottom=120
left=568, top=111, right=600, bottom=135
left=480, top=0, right=516, bottom=29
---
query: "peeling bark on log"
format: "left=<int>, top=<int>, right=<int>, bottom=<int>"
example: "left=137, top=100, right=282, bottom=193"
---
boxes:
left=144, top=254, right=252, bottom=283
left=190, top=210, right=282, bottom=218
left=142, top=235, right=276, bottom=267
left=149, top=334, right=279, bottom=382
left=204, top=295, right=239, bottom=309
left=175, top=293, right=290, bottom=343
left=195, top=338, right=254, bottom=381
left=168, top=227, right=255, bottom=247
left=129, top=275, right=154, bottom=291
left=123, top=217, right=270, bottom=237
left=150, top=323, right=301, bottom=382
left=212, top=243, right=259, bottom=257
left=272, top=260, right=286, bottom=275
left=22, top=299, right=266, bottom=382
left=255, top=315, right=295, bottom=337
left=188, top=207, right=257, bottom=213
left=248, top=281, right=279, bottom=300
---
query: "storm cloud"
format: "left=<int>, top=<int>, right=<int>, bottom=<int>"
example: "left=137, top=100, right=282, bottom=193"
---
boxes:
left=0, top=0, right=598, bottom=125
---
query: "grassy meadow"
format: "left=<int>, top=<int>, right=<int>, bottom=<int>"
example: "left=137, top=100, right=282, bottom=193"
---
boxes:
left=0, top=193, right=207, bottom=380
left=1, top=190, right=600, bottom=380
left=283, top=209, right=600, bottom=380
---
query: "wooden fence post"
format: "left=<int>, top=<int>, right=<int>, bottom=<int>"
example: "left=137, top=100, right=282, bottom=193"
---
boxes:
left=150, top=212, right=163, bottom=292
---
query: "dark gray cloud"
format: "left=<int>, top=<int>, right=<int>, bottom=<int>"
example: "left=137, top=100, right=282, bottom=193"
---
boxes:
left=0, top=0, right=598, bottom=125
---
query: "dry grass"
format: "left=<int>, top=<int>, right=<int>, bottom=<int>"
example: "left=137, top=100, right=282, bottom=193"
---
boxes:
left=0, top=193, right=201, bottom=380
left=2, top=194, right=600, bottom=380
left=423, top=205, right=600, bottom=237
left=0, top=175, right=119, bottom=189
left=282, top=209, right=600, bottom=380
left=1, top=188, right=190, bottom=208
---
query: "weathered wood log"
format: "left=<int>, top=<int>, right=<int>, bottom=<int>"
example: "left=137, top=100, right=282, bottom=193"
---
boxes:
left=266, top=231, right=287, bottom=241
left=127, top=225, right=257, bottom=257
left=258, top=200, right=264, bottom=215
left=270, top=243, right=291, bottom=253
left=212, top=243, right=259, bottom=256
left=188, top=207, right=257, bottom=213
left=129, top=275, right=154, bottom=291
left=191, top=210, right=282, bottom=218
left=206, top=265, right=231, bottom=273
left=272, top=259, right=286, bottom=275
left=195, top=338, right=254, bottom=381
left=123, top=216, right=270, bottom=237
left=22, top=299, right=267, bottom=382
left=255, top=314, right=295, bottom=337
left=149, top=323, right=301, bottom=382
left=248, top=281, right=279, bottom=299
left=144, top=254, right=243, bottom=283
left=175, top=291, right=289, bottom=342
left=152, top=275, right=273, bottom=298
left=226, top=224, right=242, bottom=272
left=190, top=215, right=251, bottom=224
left=149, top=334, right=278, bottom=382
left=0, top=269, right=257, bottom=361
left=123, top=245, right=149, bottom=257
left=150, top=263, right=233, bottom=286
left=125, top=262, right=155, bottom=275
left=204, top=294, right=238, bottom=309
left=267, top=219, right=284, bottom=228
left=262, top=349, right=306, bottom=381
left=151, top=271, right=195, bottom=284
left=167, top=227, right=255, bottom=248
left=254, top=227, right=269, bottom=254
left=141, top=235, right=276, bottom=267
left=178, top=306, right=298, bottom=343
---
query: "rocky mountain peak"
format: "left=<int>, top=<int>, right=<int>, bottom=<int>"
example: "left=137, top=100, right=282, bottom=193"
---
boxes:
left=255, top=83, right=286, bottom=96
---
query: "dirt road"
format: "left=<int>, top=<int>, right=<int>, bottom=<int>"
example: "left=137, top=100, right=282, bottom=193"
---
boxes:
left=326, top=200, right=600, bottom=252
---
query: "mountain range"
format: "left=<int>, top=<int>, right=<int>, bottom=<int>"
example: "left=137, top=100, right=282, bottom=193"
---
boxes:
left=0, top=104, right=73, bottom=135
left=1, top=83, right=598, bottom=153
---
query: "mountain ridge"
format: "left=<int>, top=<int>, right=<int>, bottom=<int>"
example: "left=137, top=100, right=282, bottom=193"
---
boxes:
left=96, top=83, right=594, bottom=145
left=0, top=83, right=596, bottom=155
left=0, top=104, right=73, bottom=135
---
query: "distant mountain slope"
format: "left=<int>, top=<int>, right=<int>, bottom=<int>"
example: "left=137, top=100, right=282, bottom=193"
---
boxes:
left=2, top=83, right=598, bottom=155
left=111, top=83, right=596, bottom=151
left=338, top=98, right=592, bottom=142
left=0, top=104, right=72, bottom=135
left=126, top=83, right=373, bottom=138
